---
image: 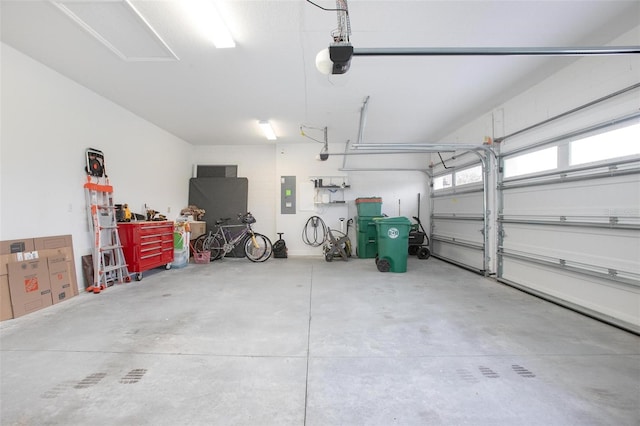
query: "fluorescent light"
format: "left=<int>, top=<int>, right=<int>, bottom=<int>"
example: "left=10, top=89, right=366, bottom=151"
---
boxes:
left=182, top=0, right=235, bottom=48
left=258, top=121, right=277, bottom=141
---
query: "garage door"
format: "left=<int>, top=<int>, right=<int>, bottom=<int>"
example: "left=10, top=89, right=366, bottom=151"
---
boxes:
left=497, top=119, right=640, bottom=333
left=430, top=154, right=489, bottom=274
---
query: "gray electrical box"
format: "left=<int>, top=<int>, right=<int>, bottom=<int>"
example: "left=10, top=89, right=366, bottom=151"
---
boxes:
left=281, top=176, right=296, bottom=214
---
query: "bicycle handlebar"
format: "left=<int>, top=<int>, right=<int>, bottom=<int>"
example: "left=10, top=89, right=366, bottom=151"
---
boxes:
left=216, top=213, right=256, bottom=226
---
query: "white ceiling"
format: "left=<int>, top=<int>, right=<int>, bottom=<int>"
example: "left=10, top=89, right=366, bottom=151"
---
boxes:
left=1, top=0, right=638, bottom=147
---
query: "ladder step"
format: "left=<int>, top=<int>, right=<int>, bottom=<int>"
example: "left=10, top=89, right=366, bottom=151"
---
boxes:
left=99, top=225, right=118, bottom=230
left=100, top=245, right=123, bottom=251
left=102, top=265, right=128, bottom=273
left=86, top=176, right=130, bottom=291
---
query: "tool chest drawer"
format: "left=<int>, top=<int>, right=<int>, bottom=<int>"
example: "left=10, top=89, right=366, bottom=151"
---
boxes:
left=117, top=221, right=174, bottom=280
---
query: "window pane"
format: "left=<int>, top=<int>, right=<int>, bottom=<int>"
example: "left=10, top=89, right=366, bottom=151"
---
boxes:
left=570, top=123, right=640, bottom=165
left=455, top=165, right=483, bottom=186
left=433, top=174, right=452, bottom=190
left=504, top=147, right=558, bottom=178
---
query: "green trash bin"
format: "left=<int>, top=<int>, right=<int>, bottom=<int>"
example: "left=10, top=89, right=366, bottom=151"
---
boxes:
left=374, top=217, right=411, bottom=273
left=356, top=197, right=382, bottom=216
left=356, top=215, right=383, bottom=258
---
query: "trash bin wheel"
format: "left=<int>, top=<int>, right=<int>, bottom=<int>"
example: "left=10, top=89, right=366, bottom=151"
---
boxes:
left=417, top=247, right=431, bottom=260
left=325, top=253, right=333, bottom=262
left=377, top=259, right=390, bottom=272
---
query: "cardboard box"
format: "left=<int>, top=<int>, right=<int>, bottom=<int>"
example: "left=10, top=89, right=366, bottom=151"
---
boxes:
left=188, top=221, right=207, bottom=239
left=47, top=255, right=75, bottom=304
left=33, top=235, right=78, bottom=296
left=8, top=260, right=52, bottom=318
left=0, top=238, right=35, bottom=255
left=0, top=253, right=28, bottom=276
left=38, top=247, right=73, bottom=262
left=0, top=251, right=21, bottom=321
left=33, top=235, right=73, bottom=250
left=1, top=235, right=78, bottom=320
left=0, top=275, right=13, bottom=321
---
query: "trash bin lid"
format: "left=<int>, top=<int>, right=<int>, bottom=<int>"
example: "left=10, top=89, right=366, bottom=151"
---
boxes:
left=373, top=216, right=411, bottom=225
left=356, top=197, right=382, bottom=204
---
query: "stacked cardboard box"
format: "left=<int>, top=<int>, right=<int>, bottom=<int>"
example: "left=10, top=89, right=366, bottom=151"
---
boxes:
left=188, top=221, right=206, bottom=239
left=0, top=235, right=78, bottom=321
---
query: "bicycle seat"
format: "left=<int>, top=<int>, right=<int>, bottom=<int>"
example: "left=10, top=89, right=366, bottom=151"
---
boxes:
left=215, top=217, right=231, bottom=225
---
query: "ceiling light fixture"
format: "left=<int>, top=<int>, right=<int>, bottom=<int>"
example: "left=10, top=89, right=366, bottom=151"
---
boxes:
left=316, top=44, right=354, bottom=75
left=182, top=0, right=235, bottom=48
left=309, top=0, right=353, bottom=75
left=258, top=121, right=277, bottom=140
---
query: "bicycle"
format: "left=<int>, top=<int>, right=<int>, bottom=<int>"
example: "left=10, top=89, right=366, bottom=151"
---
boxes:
left=193, top=212, right=273, bottom=262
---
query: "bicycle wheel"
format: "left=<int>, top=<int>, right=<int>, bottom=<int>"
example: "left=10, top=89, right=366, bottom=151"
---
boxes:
left=193, top=234, right=210, bottom=253
left=244, top=233, right=273, bottom=262
left=209, top=234, right=225, bottom=260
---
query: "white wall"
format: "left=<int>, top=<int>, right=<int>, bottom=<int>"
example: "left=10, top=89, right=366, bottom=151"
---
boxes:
left=1, top=43, right=193, bottom=289
left=276, top=142, right=429, bottom=255
left=190, top=142, right=429, bottom=257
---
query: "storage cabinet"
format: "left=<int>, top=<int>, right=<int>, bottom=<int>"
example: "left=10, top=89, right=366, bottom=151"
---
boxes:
left=117, top=221, right=174, bottom=280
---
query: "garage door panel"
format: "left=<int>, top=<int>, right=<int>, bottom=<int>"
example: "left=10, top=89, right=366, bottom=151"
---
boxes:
left=432, top=192, right=483, bottom=216
left=501, top=258, right=640, bottom=331
left=432, top=219, right=484, bottom=245
left=499, top=145, right=640, bottom=331
left=502, top=223, right=640, bottom=276
left=502, top=175, right=640, bottom=220
left=432, top=182, right=485, bottom=271
left=432, top=240, right=484, bottom=271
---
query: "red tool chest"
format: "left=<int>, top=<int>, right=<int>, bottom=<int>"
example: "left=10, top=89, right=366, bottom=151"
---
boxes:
left=117, top=221, right=174, bottom=280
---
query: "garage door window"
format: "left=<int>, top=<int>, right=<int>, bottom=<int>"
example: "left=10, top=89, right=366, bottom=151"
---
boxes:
left=455, top=165, right=483, bottom=186
left=504, top=146, right=557, bottom=178
left=433, top=174, right=452, bottom=190
left=570, top=122, right=640, bottom=166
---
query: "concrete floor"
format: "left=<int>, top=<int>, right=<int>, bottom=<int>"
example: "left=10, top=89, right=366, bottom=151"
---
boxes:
left=1, top=256, right=639, bottom=425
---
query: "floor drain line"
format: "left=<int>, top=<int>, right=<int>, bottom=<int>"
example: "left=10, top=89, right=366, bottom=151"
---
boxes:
left=41, top=380, right=76, bottom=399
left=74, top=373, right=107, bottom=389
left=512, top=364, right=536, bottom=378
left=479, top=366, right=500, bottom=378
left=456, top=369, right=480, bottom=383
left=120, top=369, right=148, bottom=384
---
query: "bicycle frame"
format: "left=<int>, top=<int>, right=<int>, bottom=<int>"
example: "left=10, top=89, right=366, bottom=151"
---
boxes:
left=214, top=223, right=259, bottom=255
left=193, top=212, right=272, bottom=262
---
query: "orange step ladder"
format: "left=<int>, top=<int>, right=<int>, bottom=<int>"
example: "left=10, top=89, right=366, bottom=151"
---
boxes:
left=83, top=149, right=130, bottom=293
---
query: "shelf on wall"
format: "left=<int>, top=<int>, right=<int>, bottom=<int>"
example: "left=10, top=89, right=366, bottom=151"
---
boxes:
left=314, top=200, right=347, bottom=205
left=317, top=185, right=351, bottom=189
left=310, top=176, right=350, bottom=205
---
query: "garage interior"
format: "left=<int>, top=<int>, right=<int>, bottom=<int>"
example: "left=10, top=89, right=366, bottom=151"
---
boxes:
left=1, top=1, right=639, bottom=425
